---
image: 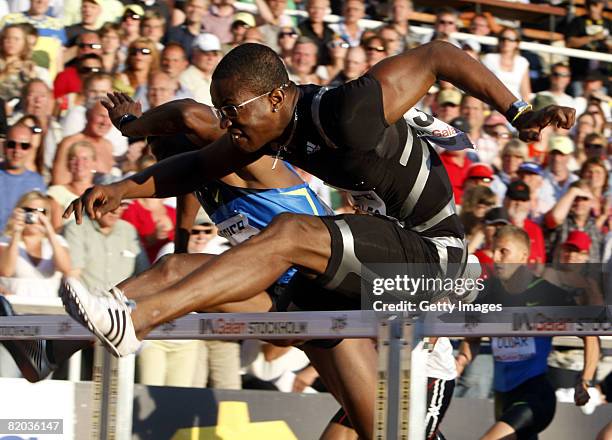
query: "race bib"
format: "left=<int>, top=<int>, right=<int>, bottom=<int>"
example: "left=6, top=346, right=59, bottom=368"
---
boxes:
left=216, top=214, right=260, bottom=245
left=491, top=337, right=537, bottom=362
left=347, top=190, right=387, bottom=216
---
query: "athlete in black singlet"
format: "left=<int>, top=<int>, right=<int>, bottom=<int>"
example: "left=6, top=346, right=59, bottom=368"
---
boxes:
left=61, top=42, right=575, bottom=439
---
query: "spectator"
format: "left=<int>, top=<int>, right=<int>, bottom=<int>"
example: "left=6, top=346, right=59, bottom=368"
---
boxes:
left=52, top=99, right=115, bottom=184
left=469, top=13, right=492, bottom=38
left=0, top=0, right=67, bottom=78
left=298, top=0, right=335, bottom=66
left=517, top=161, right=552, bottom=223
left=13, top=115, right=45, bottom=177
left=134, top=70, right=180, bottom=112
left=503, top=180, right=546, bottom=264
left=288, top=37, right=322, bottom=85
left=65, top=0, right=102, bottom=48
left=179, top=33, right=222, bottom=106
left=127, top=0, right=171, bottom=27
left=224, top=12, right=256, bottom=51
left=460, top=38, right=481, bottom=60
left=435, top=89, right=462, bottom=123
left=538, top=62, right=576, bottom=109
left=63, top=203, right=148, bottom=292
left=47, top=141, right=96, bottom=225
left=429, top=8, right=460, bottom=47
left=255, top=0, right=294, bottom=52
left=483, top=112, right=512, bottom=168
left=584, top=100, right=609, bottom=136
left=330, top=0, right=365, bottom=47
left=460, top=95, right=499, bottom=166
left=328, top=45, right=367, bottom=86
left=460, top=185, right=496, bottom=253
left=243, top=26, right=266, bottom=44
left=363, top=35, right=388, bottom=68
left=378, top=25, right=402, bottom=56
left=278, top=26, right=299, bottom=67
left=462, top=163, right=495, bottom=194
left=62, top=0, right=123, bottom=29
left=386, top=0, right=421, bottom=49
left=164, top=0, right=206, bottom=58
left=316, top=36, right=349, bottom=84
left=98, top=22, right=123, bottom=74
left=580, top=158, right=610, bottom=228
left=120, top=4, right=144, bottom=49
left=54, top=32, right=103, bottom=101
left=583, top=133, right=608, bottom=162
left=116, top=37, right=159, bottom=95
left=575, top=71, right=611, bottom=122
left=472, top=206, right=511, bottom=274
left=206, top=0, right=239, bottom=45
left=61, top=72, right=129, bottom=158
left=156, top=43, right=193, bottom=100
left=482, top=27, right=531, bottom=101
left=0, top=24, right=51, bottom=103
left=9, top=80, right=63, bottom=176
left=0, top=124, right=46, bottom=231
left=573, top=112, right=598, bottom=156
left=545, top=180, right=603, bottom=264
left=140, top=11, right=166, bottom=51
left=0, top=191, right=71, bottom=297
left=564, top=0, right=611, bottom=84
left=541, top=135, right=579, bottom=204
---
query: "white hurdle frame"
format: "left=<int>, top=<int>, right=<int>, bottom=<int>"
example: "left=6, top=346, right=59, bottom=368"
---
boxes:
left=1, top=308, right=611, bottom=440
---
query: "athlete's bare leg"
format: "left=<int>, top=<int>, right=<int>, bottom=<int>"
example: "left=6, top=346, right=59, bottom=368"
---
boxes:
left=53, top=253, right=272, bottom=364
left=597, top=422, right=612, bottom=440
left=481, top=422, right=517, bottom=440
left=130, top=214, right=331, bottom=338
left=319, top=423, right=358, bottom=440
left=303, top=339, right=378, bottom=440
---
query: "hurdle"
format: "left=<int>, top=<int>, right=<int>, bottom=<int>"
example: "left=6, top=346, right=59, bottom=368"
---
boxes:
left=1, top=307, right=611, bottom=440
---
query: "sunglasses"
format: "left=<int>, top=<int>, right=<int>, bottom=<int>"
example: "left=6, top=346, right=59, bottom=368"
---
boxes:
left=280, top=31, right=298, bottom=38
left=5, top=140, right=31, bottom=150
left=23, top=206, right=47, bottom=215
left=191, top=228, right=214, bottom=235
left=130, top=47, right=152, bottom=56
left=585, top=143, right=604, bottom=149
left=328, top=40, right=349, bottom=49
left=437, top=20, right=455, bottom=26
left=79, top=43, right=102, bottom=50
left=551, top=72, right=571, bottom=78
left=574, top=196, right=591, bottom=202
left=499, top=36, right=519, bottom=42
left=79, top=66, right=102, bottom=74
left=213, top=83, right=288, bottom=120
left=366, top=45, right=385, bottom=52
left=124, top=13, right=141, bottom=20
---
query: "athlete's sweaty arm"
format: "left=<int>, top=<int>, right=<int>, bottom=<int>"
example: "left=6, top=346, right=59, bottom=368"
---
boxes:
left=63, top=134, right=263, bottom=224
left=369, top=40, right=575, bottom=141
left=102, top=93, right=225, bottom=145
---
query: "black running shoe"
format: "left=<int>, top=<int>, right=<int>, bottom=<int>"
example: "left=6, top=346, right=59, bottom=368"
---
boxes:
left=0, top=295, right=55, bottom=383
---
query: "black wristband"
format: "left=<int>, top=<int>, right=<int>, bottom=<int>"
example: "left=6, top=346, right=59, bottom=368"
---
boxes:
left=118, top=114, right=138, bottom=130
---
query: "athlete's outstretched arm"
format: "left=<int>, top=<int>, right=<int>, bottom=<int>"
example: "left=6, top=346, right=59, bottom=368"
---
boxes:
left=369, top=40, right=575, bottom=141
left=64, top=134, right=263, bottom=223
left=102, top=92, right=225, bottom=145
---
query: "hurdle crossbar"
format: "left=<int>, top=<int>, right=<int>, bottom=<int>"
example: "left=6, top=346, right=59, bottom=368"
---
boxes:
left=0, top=307, right=610, bottom=340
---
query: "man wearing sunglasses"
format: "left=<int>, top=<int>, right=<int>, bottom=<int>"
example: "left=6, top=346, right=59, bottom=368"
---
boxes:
left=0, top=124, right=46, bottom=231
left=63, top=41, right=574, bottom=439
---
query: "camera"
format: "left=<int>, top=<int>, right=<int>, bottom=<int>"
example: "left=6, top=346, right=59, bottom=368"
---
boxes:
left=25, top=212, right=38, bottom=224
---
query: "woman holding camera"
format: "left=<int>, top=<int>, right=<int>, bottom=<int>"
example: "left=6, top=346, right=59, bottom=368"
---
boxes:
left=0, top=191, right=71, bottom=297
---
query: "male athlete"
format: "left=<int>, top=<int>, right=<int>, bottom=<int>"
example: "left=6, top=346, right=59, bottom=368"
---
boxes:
left=455, top=225, right=599, bottom=439
left=60, top=42, right=574, bottom=438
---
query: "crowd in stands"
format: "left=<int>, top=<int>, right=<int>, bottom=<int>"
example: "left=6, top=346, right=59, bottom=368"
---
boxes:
left=0, top=0, right=609, bottom=402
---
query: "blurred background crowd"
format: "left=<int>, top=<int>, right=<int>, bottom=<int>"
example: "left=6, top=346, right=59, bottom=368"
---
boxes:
left=0, top=0, right=610, bottom=401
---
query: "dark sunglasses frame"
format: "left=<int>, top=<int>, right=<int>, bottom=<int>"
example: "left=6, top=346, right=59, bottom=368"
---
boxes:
left=129, top=47, right=152, bottom=56
left=5, top=140, right=31, bottom=150
left=23, top=206, right=47, bottom=214
left=78, top=43, right=102, bottom=50
left=191, top=229, right=214, bottom=235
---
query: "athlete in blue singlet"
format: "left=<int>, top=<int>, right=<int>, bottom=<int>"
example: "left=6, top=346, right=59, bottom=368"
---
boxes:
left=455, top=225, right=599, bottom=440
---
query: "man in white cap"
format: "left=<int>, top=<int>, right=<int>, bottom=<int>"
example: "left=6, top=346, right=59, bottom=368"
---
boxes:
left=540, top=135, right=579, bottom=205
left=179, top=33, right=223, bottom=105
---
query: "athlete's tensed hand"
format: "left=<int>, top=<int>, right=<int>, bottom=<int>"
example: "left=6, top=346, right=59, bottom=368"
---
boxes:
left=574, top=381, right=591, bottom=406
left=102, top=92, right=143, bottom=132
left=513, top=105, right=576, bottom=143
left=63, top=184, right=124, bottom=224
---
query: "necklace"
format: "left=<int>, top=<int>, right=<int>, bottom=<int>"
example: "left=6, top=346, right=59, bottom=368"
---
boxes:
left=272, top=107, right=298, bottom=170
